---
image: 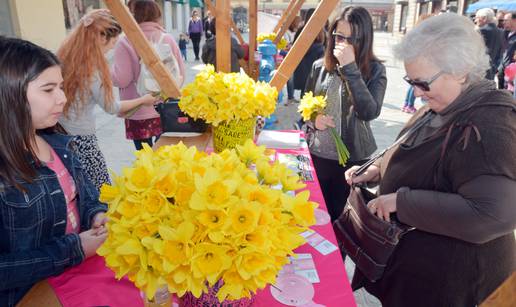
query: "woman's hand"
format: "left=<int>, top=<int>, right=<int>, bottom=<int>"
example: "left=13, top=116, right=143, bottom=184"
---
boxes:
left=315, top=114, right=335, bottom=130
left=79, top=229, right=108, bottom=258
left=91, top=212, right=108, bottom=235
left=366, top=193, right=397, bottom=222
left=333, top=42, right=355, bottom=66
left=345, top=165, right=380, bottom=185
left=139, top=93, right=160, bottom=107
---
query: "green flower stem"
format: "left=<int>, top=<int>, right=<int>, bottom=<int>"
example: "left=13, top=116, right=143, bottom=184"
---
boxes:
left=329, top=127, right=350, bottom=166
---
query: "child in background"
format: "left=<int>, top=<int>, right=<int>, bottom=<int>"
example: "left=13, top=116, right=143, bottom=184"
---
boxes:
left=0, top=36, right=108, bottom=307
left=179, top=33, right=189, bottom=61
left=401, top=86, right=417, bottom=113
left=504, top=54, right=516, bottom=98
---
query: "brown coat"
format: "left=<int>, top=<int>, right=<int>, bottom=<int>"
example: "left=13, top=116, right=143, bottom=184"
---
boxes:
left=358, top=81, right=516, bottom=306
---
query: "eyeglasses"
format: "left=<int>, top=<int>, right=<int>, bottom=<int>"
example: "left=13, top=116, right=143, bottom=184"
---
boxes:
left=403, top=71, right=444, bottom=92
left=332, top=31, right=354, bottom=44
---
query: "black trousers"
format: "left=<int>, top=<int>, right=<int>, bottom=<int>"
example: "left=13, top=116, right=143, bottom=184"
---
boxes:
left=190, top=32, right=201, bottom=59
left=312, top=155, right=367, bottom=222
left=133, top=135, right=160, bottom=151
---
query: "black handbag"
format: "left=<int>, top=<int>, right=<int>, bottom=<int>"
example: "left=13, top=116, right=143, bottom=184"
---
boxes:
left=332, top=111, right=433, bottom=282
left=154, top=99, right=207, bottom=134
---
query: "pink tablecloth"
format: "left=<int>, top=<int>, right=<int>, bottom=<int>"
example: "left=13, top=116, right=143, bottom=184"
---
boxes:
left=49, top=131, right=356, bottom=307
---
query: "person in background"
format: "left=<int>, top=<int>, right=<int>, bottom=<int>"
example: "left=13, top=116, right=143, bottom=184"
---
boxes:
left=112, top=0, right=185, bottom=151
left=0, top=36, right=108, bottom=307
left=188, top=9, right=203, bottom=61
left=127, top=0, right=136, bottom=13
left=400, top=13, right=434, bottom=113
left=345, top=13, right=516, bottom=306
left=475, top=8, right=503, bottom=80
left=401, top=86, right=416, bottom=113
left=202, top=18, right=244, bottom=73
left=304, top=6, right=386, bottom=221
left=498, top=12, right=516, bottom=89
left=58, top=9, right=158, bottom=190
left=496, top=10, right=507, bottom=29
left=504, top=53, right=516, bottom=95
left=204, top=10, right=214, bottom=40
left=179, top=33, right=189, bottom=61
left=284, top=15, right=302, bottom=105
left=293, top=8, right=324, bottom=99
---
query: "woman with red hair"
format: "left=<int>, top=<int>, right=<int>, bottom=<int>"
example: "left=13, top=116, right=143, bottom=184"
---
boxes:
left=58, top=9, right=158, bottom=190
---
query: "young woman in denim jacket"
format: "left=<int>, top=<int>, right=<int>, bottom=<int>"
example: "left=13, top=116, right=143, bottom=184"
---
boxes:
left=0, top=37, right=108, bottom=307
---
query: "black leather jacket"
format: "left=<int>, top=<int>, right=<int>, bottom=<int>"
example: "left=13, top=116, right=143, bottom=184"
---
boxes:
left=305, top=59, right=387, bottom=161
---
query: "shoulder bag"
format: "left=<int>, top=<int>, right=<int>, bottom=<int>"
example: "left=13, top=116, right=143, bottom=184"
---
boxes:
left=333, top=111, right=433, bottom=282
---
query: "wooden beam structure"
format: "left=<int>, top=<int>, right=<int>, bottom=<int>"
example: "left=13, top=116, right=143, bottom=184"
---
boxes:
left=269, top=0, right=339, bottom=90
left=204, top=0, right=246, bottom=46
left=273, top=0, right=297, bottom=34
left=273, top=0, right=305, bottom=45
left=215, top=0, right=231, bottom=72
left=480, top=272, right=516, bottom=307
left=248, top=0, right=258, bottom=79
left=104, top=0, right=181, bottom=98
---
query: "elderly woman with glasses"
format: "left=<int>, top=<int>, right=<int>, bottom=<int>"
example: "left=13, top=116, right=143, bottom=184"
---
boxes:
left=303, top=6, right=387, bottom=222
left=345, top=13, right=516, bottom=306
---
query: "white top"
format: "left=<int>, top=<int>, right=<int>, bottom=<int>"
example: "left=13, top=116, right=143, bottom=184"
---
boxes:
left=59, top=74, right=121, bottom=136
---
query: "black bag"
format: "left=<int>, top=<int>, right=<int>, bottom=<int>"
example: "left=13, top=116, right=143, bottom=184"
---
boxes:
left=154, top=99, right=207, bottom=134
left=332, top=111, right=433, bottom=282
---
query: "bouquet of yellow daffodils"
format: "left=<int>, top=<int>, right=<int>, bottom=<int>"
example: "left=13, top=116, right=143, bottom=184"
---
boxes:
left=97, top=140, right=317, bottom=302
left=178, top=65, right=277, bottom=127
left=298, top=92, right=350, bottom=166
left=257, top=33, right=288, bottom=50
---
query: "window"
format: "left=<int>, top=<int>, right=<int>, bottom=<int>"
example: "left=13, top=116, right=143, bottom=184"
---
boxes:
left=399, top=4, right=408, bottom=33
left=419, top=2, right=429, bottom=16
left=432, top=0, right=442, bottom=13
left=0, top=0, right=15, bottom=36
left=62, top=0, right=101, bottom=30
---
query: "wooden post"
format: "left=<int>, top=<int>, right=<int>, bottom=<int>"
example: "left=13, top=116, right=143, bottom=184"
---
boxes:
left=269, top=0, right=339, bottom=90
left=248, top=0, right=258, bottom=79
left=104, top=0, right=181, bottom=98
left=204, top=0, right=246, bottom=46
left=273, top=0, right=297, bottom=34
left=273, top=0, right=305, bottom=45
left=215, top=0, right=231, bottom=72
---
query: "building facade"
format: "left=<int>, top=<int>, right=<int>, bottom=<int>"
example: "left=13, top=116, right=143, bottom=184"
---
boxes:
left=231, top=0, right=395, bottom=32
left=392, top=0, right=475, bottom=35
left=1, top=0, right=67, bottom=51
left=0, top=0, right=191, bottom=51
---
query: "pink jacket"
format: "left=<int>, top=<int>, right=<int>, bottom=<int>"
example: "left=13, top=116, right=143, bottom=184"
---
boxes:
left=112, top=22, right=185, bottom=120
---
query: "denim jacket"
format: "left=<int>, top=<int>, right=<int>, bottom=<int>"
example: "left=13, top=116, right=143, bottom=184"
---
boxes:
left=0, top=132, right=107, bottom=306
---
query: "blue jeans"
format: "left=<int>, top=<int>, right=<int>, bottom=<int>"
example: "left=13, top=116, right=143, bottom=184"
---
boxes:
left=404, top=86, right=415, bottom=107
left=180, top=48, right=187, bottom=61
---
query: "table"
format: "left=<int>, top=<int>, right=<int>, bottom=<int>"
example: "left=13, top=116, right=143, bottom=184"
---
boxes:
left=19, top=131, right=356, bottom=307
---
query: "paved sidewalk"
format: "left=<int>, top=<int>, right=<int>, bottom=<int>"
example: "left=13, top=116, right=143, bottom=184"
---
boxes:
left=95, top=31, right=419, bottom=307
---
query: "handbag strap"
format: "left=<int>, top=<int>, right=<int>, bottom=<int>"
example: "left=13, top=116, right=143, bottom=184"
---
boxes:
left=353, top=110, right=435, bottom=177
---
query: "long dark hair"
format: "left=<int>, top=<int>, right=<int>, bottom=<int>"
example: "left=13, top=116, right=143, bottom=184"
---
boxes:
left=324, top=6, right=379, bottom=78
left=0, top=37, right=61, bottom=188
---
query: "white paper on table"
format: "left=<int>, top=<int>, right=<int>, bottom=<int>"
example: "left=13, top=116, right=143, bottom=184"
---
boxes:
left=256, top=130, right=301, bottom=149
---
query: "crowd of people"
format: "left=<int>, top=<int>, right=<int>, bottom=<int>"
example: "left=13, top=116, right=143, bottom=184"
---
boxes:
left=0, top=1, right=515, bottom=306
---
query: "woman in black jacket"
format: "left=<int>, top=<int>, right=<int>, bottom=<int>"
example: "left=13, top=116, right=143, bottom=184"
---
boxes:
left=304, top=6, right=387, bottom=221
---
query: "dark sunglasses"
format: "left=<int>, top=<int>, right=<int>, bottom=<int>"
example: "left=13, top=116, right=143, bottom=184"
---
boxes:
left=403, top=71, right=444, bottom=92
left=332, top=31, right=354, bottom=44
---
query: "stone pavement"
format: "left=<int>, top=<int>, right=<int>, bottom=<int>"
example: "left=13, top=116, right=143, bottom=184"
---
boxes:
left=95, top=31, right=421, bottom=306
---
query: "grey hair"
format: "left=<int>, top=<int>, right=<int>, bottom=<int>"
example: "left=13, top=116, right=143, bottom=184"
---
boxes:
left=476, top=8, right=496, bottom=23
left=393, top=13, right=490, bottom=85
